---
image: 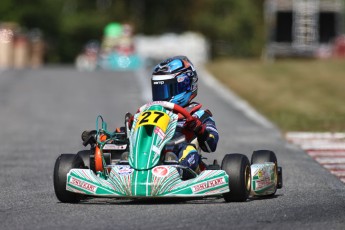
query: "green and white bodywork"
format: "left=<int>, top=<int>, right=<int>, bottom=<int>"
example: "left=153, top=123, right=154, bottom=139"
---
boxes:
left=250, top=163, right=277, bottom=196
left=67, top=166, right=229, bottom=197
left=66, top=102, right=229, bottom=198
left=65, top=101, right=279, bottom=199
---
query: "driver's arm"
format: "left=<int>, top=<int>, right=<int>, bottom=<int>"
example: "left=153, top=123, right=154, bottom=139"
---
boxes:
left=184, top=109, right=219, bottom=152
left=197, top=113, right=219, bottom=152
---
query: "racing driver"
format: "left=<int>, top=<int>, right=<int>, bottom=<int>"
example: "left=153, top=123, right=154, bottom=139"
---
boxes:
left=149, top=56, right=219, bottom=172
left=82, top=56, right=219, bottom=173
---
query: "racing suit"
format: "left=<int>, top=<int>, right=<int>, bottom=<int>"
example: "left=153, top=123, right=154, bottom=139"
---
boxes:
left=165, top=102, right=219, bottom=172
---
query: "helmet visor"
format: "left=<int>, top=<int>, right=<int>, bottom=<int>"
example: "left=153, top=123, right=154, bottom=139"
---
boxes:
left=152, top=74, right=191, bottom=101
left=152, top=78, right=176, bottom=101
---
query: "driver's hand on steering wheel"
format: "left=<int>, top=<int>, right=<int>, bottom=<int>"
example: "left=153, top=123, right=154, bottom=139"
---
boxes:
left=183, top=116, right=205, bottom=137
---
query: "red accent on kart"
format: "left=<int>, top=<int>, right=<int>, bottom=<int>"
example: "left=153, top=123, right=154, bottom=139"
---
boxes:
left=189, top=103, right=202, bottom=115
left=94, top=134, right=107, bottom=172
left=172, top=104, right=192, bottom=120
left=94, top=146, right=103, bottom=172
left=177, top=103, right=202, bottom=120
left=128, top=115, right=134, bottom=129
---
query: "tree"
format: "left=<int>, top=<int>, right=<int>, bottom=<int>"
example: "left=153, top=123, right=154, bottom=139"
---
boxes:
left=0, top=0, right=265, bottom=62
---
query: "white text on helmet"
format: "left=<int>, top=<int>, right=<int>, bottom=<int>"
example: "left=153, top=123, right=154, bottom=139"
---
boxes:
left=153, top=81, right=165, bottom=85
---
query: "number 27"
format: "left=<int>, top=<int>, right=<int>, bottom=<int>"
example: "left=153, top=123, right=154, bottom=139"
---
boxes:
left=139, top=111, right=164, bottom=124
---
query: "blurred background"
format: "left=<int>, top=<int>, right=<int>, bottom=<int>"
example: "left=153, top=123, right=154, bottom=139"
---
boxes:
left=1, top=0, right=345, bottom=131
left=0, top=0, right=267, bottom=67
left=1, top=0, right=344, bottom=68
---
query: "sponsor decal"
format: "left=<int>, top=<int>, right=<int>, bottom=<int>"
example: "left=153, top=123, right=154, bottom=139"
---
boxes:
left=145, top=101, right=163, bottom=107
left=257, top=169, right=263, bottom=178
left=187, top=154, right=195, bottom=165
left=255, top=167, right=271, bottom=179
left=117, top=166, right=134, bottom=176
left=69, top=177, right=97, bottom=193
left=103, top=144, right=127, bottom=150
left=254, top=179, right=272, bottom=190
left=154, top=126, right=166, bottom=139
left=252, top=167, right=273, bottom=190
left=153, top=81, right=165, bottom=85
left=192, top=177, right=225, bottom=193
left=142, top=101, right=170, bottom=110
left=177, top=76, right=185, bottom=83
left=151, top=145, right=161, bottom=157
left=152, top=166, right=169, bottom=177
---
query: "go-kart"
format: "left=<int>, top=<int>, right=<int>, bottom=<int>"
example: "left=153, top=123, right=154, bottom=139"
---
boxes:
left=54, top=101, right=282, bottom=203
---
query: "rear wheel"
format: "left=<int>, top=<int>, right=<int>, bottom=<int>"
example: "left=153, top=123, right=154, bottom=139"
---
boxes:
left=221, top=154, right=251, bottom=202
left=77, top=150, right=92, bottom=169
left=53, top=154, right=84, bottom=203
left=251, top=150, right=280, bottom=194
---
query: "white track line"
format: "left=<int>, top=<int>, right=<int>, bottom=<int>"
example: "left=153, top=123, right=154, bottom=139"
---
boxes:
left=136, top=65, right=275, bottom=129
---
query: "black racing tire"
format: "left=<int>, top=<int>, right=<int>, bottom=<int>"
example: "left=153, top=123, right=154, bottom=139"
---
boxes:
left=251, top=150, right=277, bottom=165
left=221, top=154, right=251, bottom=202
left=77, top=150, right=92, bottom=169
left=251, top=150, right=278, bottom=195
left=103, top=152, right=111, bottom=165
left=53, top=154, right=84, bottom=203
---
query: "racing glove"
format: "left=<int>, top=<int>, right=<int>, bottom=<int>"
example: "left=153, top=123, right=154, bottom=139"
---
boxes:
left=184, top=116, right=209, bottom=142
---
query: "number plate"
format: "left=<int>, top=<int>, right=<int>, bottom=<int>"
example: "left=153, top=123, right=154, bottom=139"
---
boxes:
left=135, top=110, right=170, bottom=132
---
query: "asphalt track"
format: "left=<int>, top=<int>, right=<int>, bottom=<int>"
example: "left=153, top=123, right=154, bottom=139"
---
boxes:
left=0, top=67, right=344, bottom=230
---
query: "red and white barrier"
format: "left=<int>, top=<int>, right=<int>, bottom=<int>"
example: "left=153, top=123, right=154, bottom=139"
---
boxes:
left=286, top=132, right=345, bottom=184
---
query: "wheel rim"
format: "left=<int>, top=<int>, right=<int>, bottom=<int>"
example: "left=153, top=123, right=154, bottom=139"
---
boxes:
left=273, top=161, right=278, bottom=187
left=245, top=165, right=251, bottom=192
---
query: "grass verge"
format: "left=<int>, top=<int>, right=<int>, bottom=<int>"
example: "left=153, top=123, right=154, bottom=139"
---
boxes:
left=206, top=58, right=345, bottom=132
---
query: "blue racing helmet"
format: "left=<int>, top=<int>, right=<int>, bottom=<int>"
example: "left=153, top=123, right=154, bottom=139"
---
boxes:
left=151, top=56, right=198, bottom=107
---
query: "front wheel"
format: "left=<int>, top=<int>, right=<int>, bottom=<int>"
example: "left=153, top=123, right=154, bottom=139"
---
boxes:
left=53, top=154, right=84, bottom=203
left=251, top=150, right=283, bottom=193
left=221, top=154, right=251, bottom=202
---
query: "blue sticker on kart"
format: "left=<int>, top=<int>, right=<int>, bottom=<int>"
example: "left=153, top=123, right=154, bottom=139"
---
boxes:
left=117, top=166, right=134, bottom=176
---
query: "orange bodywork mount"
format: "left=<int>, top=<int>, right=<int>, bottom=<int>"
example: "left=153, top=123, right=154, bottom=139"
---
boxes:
left=94, top=134, right=107, bottom=172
